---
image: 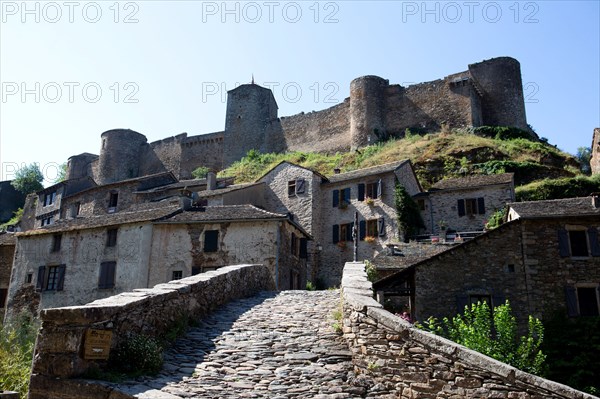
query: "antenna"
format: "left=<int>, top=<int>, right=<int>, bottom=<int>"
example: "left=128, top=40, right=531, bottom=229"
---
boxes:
left=251, top=74, right=255, bottom=85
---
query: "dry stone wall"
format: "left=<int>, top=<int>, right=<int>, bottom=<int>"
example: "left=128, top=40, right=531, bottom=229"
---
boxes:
left=341, top=262, right=596, bottom=399
left=28, top=264, right=275, bottom=399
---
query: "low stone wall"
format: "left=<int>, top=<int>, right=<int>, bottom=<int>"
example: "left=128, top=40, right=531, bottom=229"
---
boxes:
left=28, top=264, right=275, bottom=399
left=341, top=262, right=597, bottom=399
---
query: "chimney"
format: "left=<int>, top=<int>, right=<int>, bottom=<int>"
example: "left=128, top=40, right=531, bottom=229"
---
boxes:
left=207, top=172, right=217, bottom=191
left=592, top=193, right=600, bottom=209
left=334, top=168, right=341, bottom=174
left=180, top=188, right=193, bottom=210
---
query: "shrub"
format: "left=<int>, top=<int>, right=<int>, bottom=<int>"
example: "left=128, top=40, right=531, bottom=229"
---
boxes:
left=485, top=208, right=506, bottom=230
left=516, top=175, right=600, bottom=201
left=394, top=184, right=424, bottom=242
left=472, top=126, right=534, bottom=141
left=110, top=333, right=163, bottom=376
left=417, top=301, right=546, bottom=375
left=365, top=260, right=379, bottom=282
left=191, top=166, right=210, bottom=179
left=0, top=312, right=39, bottom=397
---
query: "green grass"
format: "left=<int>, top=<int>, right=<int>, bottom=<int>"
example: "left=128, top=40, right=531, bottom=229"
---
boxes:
left=516, top=175, right=600, bottom=201
left=0, top=313, right=39, bottom=397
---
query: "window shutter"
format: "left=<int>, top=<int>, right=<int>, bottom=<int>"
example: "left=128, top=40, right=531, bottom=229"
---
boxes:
left=358, top=184, right=365, bottom=201
left=377, top=179, right=383, bottom=199
left=343, top=188, right=351, bottom=203
left=558, top=229, right=570, bottom=257
left=477, top=197, right=485, bottom=214
left=359, top=220, right=366, bottom=240
left=108, top=262, right=116, bottom=288
left=332, top=190, right=339, bottom=207
left=588, top=228, right=600, bottom=257
left=378, top=217, right=386, bottom=237
left=296, top=178, right=305, bottom=194
left=456, top=295, right=469, bottom=314
left=565, top=286, right=578, bottom=317
left=332, top=225, right=339, bottom=243
left=346, top=223, right=354, bottom=241
left=299, top=238, right=308, bottom=259
left=457, top=199, right=465, bottom=217
left=56, top=265, right=66, bottom=291
left=36, top=266, right=46, bottom=291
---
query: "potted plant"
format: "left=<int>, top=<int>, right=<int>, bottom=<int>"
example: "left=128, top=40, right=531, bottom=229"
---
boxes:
left=365, top=197, right=375, bottom=206
left=365, top=235, right=376, bottom=244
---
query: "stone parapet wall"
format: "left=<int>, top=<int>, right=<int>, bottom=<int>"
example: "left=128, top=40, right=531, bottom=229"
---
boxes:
left=340, top=262, right=596, bottom=399
left=28, top=264, right=275, bottom=399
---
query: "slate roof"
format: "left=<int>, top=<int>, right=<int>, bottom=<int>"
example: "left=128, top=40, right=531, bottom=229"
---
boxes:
left=63, top=172, right=177, bottom=199
left=136, top=177, right=234, bottom=194
left=159, top=205, right=287, bottom=223
left=508, top=196, right=600, bottom=219
left=326, top=160, right=410, bottom=183
left=255, top=161, right=328, bottom=183
left=430, top=173, right=514, bottom=191
left=372, top=244, right=453, bottom=271
left=18, top=203, right=181, bottom=236
left=196, top=182, right=263, bottom=198
left=0, top=232, right=16, bottom=245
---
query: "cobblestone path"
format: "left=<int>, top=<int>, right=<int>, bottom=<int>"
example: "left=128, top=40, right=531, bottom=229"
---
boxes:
left=117, top=290, right=369, bottom=399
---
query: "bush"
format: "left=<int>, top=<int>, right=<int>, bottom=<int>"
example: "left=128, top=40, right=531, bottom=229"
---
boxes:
left=364, top=260, right=379, bottom=283
left=417, top=301, right=546, bottom=375
left=0, top=312, right=39, bottom=397
left=473, top=126, right=534, bottom=141
left=191, top=166, right=210, bottom=179
left=394, top=184, right=424, bottom=241
left=485, top=208, right=506, bottom=230
left=516, top=175, right=600, bottom=201
left=110, top=333, right=163, bottom=376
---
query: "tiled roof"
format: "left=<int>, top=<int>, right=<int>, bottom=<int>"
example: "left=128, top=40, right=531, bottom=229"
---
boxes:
left=196, top=182, right=263, bottom=198
left=430, top=173, right=513, bottom=191
left=326, top=160, right=410, bottom=183
left=0, top=232, right=16, bottom=245
left=18, top=204, right=181, bottom=236
left=159, top=205, right=287, bottom=223
left=508, top=196, right=600, bottom=219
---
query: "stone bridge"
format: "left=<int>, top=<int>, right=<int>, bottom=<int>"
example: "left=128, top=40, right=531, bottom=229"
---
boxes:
left=28, top=264, right=596, bottom=399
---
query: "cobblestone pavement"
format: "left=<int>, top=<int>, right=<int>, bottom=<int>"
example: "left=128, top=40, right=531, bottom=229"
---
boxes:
left=116, top=290, right=371, bottom=399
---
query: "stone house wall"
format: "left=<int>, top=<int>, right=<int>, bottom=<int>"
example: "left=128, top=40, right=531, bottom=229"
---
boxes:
left=341, top=262, right=595, bottom=399
left=28, top=264, right=275, bottom=399
left=421, top=183, right=515, bottom=235
left=6, top=223, right=154, bottom=319
left=0, top=235, right=15, bottom=319
left=318, top=172, right=402, bottom=287
left=34, top=185, right=65, bottom=228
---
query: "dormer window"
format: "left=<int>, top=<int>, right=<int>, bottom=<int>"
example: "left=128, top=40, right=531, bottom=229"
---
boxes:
left=43, top=192, right=56, bottom=207
left=108, top=192, right=118, bottom=212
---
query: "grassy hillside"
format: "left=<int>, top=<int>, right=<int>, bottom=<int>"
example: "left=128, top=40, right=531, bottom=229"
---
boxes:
left=218, top=128, right=586, bottom=195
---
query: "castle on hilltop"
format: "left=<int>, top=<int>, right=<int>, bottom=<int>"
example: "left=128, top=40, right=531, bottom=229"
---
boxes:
left=66, top=56, right=532, bottom=184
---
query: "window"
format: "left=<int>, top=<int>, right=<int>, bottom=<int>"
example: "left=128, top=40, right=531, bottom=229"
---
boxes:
left=106, top=228, right=118, bottom=247
left=26, top=273, right=33, bottom=284
left=457, top=198, right=485, bottom=216
left=204, top=230, right=219, bottom=252
left=366, top=219, right=378, bottom=237
left=98, top=261, right=116, bottom=289
left=172, top=270, right=183, bottom=280
left=566, top=286, right=600, bottom=317
left=108, top=192, right=118, bottom=210
left=558, top=227, right=600, bottom=257
left=191, top=266, right=201, bottom=276
left=36, top=265, right=65, bottom=292
left=51, top=234, right=62, bottom=253
left=41, top=216, right=54, bottom=226
left=70, top=202, right=80, bottom=218
left=469, top=294, right=492, bottom=307
left=43, top=192, right=56, bottom=207
left=0, top=288, right=7, bottom=308
left=358, top=180, right=383, bottom=201
left=299, top=238, right=308, bottom=259
left=332, top=188, right=351, bottom=208
left=333, top=222, right=354, bottom=243
left=287, top=179, right=305, bottom=196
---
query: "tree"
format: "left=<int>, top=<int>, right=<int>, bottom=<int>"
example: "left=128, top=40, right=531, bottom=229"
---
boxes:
left=575, top=147, right=592, bottom=175
left=53, top=162, right=67, bottom=183
left=11, top=164, right=44, bottom=194
left=394, top=184, right=424, bottom=242
left=418, top=300, right=546, bottom=375
left=191, top=166, right=210, bottom=179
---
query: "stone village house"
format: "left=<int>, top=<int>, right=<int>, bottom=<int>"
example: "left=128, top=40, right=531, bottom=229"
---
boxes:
left=0, top=232, right=16, bottom=320
left=5, top=201, right=309, bottom=320
left=373, top=196, right=600, bottom=330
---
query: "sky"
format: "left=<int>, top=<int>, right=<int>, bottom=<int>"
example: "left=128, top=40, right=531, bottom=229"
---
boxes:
left=0, top=0, right=599, bottom=185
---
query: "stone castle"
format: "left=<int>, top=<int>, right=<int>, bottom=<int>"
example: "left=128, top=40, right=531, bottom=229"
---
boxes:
left=67, top=56, right=531, bottom=182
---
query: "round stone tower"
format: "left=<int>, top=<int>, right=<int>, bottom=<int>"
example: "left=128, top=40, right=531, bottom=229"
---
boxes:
left=97, top=129, right=147, bottom=184
left=350, top=75, right=388, bottom=150
left=65, top=153, right=99, bottom=180
left=468, top=57, right=529, bottom=132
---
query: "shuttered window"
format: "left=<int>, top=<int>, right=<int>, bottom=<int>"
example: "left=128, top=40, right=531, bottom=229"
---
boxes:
left=378, top=217, right=386, bottom=237
left=299, top=238, right=308, bottom=259
left=51, top=234, right=62, bottom=253
left=358, top=184, right=365, bottom=201
left=99, top=262, right=116, bottom=289
left=458, top=198, right=485, bottom=216
left=106, top=228, right=118, bottom=247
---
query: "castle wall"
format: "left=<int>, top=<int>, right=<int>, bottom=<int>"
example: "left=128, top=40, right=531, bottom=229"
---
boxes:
left=97, top=129, right=147, bottom=185
left=66, top=153, right=99, bottom=181
left=179, top=132, right=225, bottom=177
left=281, top=101, right=351, bottom=153
left=144, top=135, right=183, bottom=178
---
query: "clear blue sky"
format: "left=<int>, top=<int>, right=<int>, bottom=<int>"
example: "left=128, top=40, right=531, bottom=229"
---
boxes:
left=1, top=1, right=599, bottom=184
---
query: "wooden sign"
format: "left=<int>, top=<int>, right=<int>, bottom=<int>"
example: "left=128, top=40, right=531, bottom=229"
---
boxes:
left=84, top=329, right=113, bottom=360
